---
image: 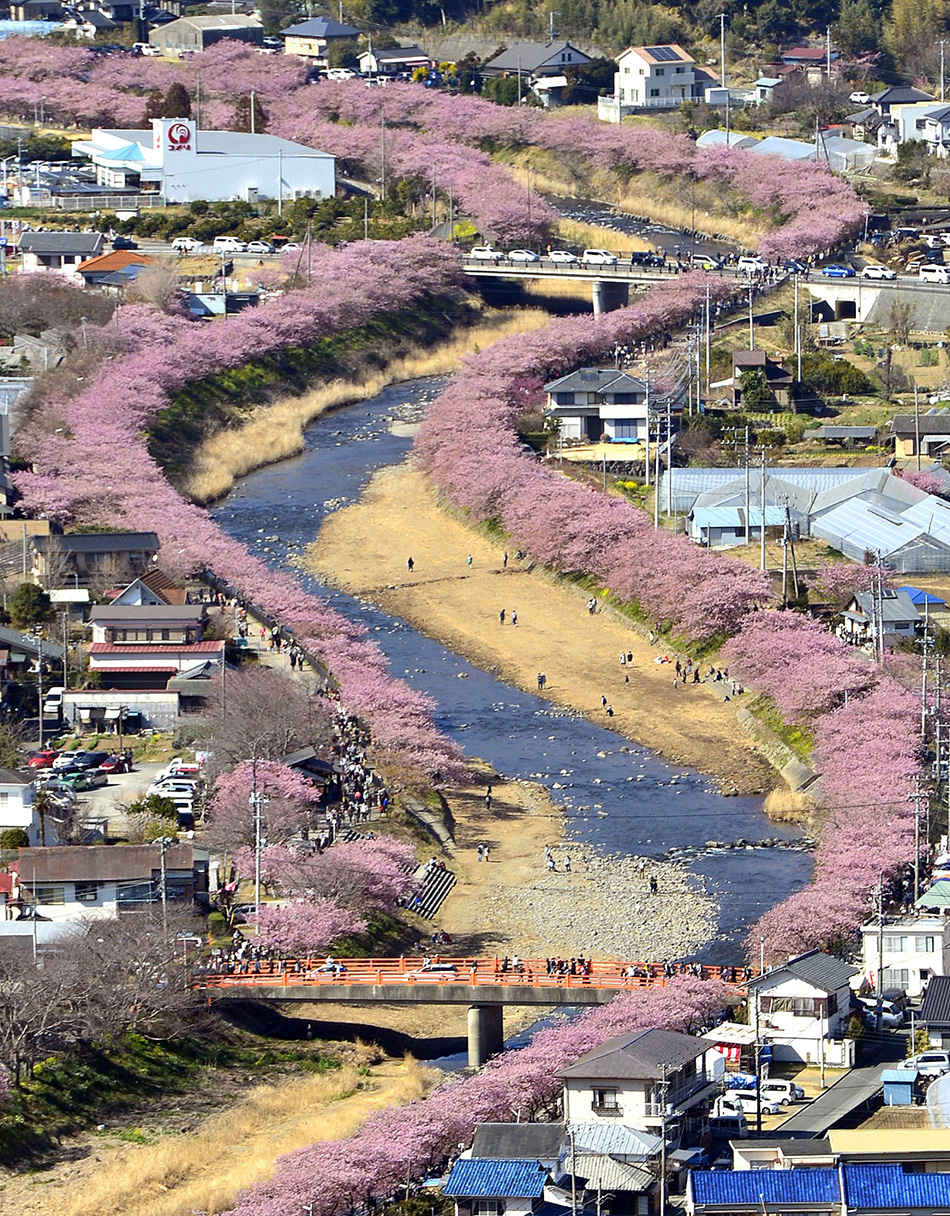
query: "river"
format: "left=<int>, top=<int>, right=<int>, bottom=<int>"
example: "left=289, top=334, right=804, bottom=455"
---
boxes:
left=211, top=379, right=811, bottom=964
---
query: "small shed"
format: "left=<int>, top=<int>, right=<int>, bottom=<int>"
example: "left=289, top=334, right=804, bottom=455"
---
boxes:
left=882, top=1068, right=919, bottom=1105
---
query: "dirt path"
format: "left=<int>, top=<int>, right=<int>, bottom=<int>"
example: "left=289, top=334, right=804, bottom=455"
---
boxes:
left=306, top=464, right=771, bottom=796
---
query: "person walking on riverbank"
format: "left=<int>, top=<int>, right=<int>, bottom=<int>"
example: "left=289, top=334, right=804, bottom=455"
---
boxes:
left=503, top=552, right=508, bottom=569
left=537, top=672, right=546, bottom=690
left=511, top=611, right=517, bottom=626
left=407, top=557, right=414, bottom=572
left=467, top=554, right=473, bottom=567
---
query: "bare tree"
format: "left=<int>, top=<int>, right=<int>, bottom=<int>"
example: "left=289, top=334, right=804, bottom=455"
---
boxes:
left=888, top=300, right=916, bottom=346
left=128, top=263, right=185, bottom=315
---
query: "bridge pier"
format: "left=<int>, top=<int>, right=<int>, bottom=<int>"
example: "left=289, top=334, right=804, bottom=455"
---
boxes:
left=468, top=1003, right=504, bottom=1067
left=591, top=279, right=629, bottom=316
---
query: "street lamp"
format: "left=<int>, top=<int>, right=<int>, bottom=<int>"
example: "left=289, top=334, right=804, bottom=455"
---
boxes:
left=156, top=835, right=175, bottom=931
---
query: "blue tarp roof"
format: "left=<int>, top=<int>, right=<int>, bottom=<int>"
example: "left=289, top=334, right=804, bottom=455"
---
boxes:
left=689, top=1168, right=841, bottom=1205
left=96, top=143, right=147, bottom=162
left=444, top=1159, right=548, bottom=1198
left=898, top=584, right=945, bottom=605
left=845, top=1163, right=950, bottom=1207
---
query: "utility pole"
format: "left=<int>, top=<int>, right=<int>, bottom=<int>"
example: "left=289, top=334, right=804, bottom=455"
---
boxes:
left=794, top=274, right=802, bottom=383
left=653, top=407, right=662, bottom=530
left=748, top=285, right=755, bottom=349
left=666, top=395, right=673, bottom=517
left=158, top=836, right=170, bottom=931
left=915, top=380, right=922, bottom=472
left=910, top=778, right=929, bottom=903
left=717, top=13, right=727, bottom=88
left=644, top=370, right=651, bottom=490
left=825, top=25, right=832, bottom=79
left=380, top=113, right=386, bottom=201
left=705, top=283, right=712, bottom=390
left=942, top=40, right=947, bottom=103
left=250, top=758, right=266, bottom=920
left=34, top=630, right=43, bottom=750
left=759, top=445, right=767, bottom=572
left=658, top=1069, right=669, bottom=1216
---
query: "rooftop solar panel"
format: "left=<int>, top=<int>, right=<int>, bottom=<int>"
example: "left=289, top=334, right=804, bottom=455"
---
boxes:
left=645, top=45, right=680, bottom=60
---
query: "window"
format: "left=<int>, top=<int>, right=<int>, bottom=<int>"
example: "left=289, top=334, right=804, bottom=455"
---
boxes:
left=883, top=935, right=909, bottom=952
left=32, top=885, right=65, bottom=905
left=0, top=792, right=8, bottom=808
left=473, top=1203, right=500, bottom=1216
left=161, top=629, right=170, bottom=641
left=917, top=936, right=936, bottom=952
left=613, top=422, right=641, bottom=440
left=883, top=967, right=910, bottom=987
left=650, top=88, right=660, bottom=97
left=592, top=1087, right=620, bottom=1110
left=655, top=67, right=664, bottom=76
left=75, top=881, right=98, bottom=903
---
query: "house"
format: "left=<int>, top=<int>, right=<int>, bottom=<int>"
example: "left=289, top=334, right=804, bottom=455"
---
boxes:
left=920, top=974, right=950, bottom=1047
left=747, top=949, right=858, bottom=1067
left=62, top=688, right=180, bottom=732
left=108, top=568, right=188, bottom=606
left=17, top=231, right=104, bottom=281
left=688, top=1164, right=950, bottom=1216
left=754, top=76, right=783, bottom=104
left=781, top=45, right=836, bottom=65
left=30, top=530, right=160, bottom=587
left=88, top=603, right=206, bottom=646
left=600, top=44, right=708, bottom=122
left=730, top=1138, right=836, bottom=1170
left=443, top=1158, right=551, bottom=1216
left=687, top=505, right=785, bottom=548
left=810, top=425, right=879, bottom=447
left=0, top=625, right=65, bottom=717
left=878, top=101, right=950, bottom=157
left=73, top=120, right=335, bottom=206
left=482, top=40, right=591, bottom=79
left=701, top=1021, right=760, bottom=1072
left=87, top=638, right=223, bottom=687
left=840, top=588, right=920, bottom=646
left=543, top=368, right=652, bottom=443
left=891, top=410, right=950, bottom=460
left=899, top=585, right=949, bottom=623
left=860, top=913, right=950, bottom=997
left=357, top=44, right=429, bottom=77
left=61, top=8, right=116, bottom=37
left=470, top=1123, right=564, bottom=1170
left=732, top=350, right=792, bottom=408
left=11, top=842, right=208, bottom=921
left=77, top=249, right=154, bottom=291
left=845, top=108, right=883, bottom=143
left=281, top=15, right=358, bottom=65
left=0, top=769, right=47, bottom=847
left=558, top=1027, right=723, bottom=1133
left=871, top=86, right=935, bottom=117
left=148, top=13, right=262, bottom=53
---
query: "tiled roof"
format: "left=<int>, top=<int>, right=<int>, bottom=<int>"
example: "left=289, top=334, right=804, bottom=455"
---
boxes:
left=78, top=251, right=153, bottom=273
left=566, top=1154, right=654, bottom=1193
left=748, top=948, right=857, bottom=994
left=559, top=1027, right=707, bottom=1080
left=282, top=16, right=359, bottom=37
left=19, top=232, right=104, bottom=255
left=845, top=1163, right=950, bottom=1207
left=545, top=368, right=647, bottom=395
left=33, top=531, right=159, bottom=553
left=568, top=1122, right=662, bottom=1158
left=921, top=975, right=950, bottom=1025
left=444, top=1158, right=548, bottom=1198
left=89, top=640, right=223, bottom=654
left=89, top=605, right=203, bottom=623
left=689, top=1167, right=840, bottom=1206
left=471, top=1123, right=564, bottom=1159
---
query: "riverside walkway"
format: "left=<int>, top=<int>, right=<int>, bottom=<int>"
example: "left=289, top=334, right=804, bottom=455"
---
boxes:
left=193, top=956, right=754, bottom=1064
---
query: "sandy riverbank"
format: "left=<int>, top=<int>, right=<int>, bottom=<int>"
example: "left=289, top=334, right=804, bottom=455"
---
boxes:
left=183, top=308, right=551, bottom=504
left=306, top=464, right=771, bottom=796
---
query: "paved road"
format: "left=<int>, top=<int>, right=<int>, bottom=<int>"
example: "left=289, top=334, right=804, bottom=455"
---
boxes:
left=76, top=761, right=165, bottom=839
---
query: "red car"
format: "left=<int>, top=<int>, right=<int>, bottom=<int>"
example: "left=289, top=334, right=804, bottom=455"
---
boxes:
left=98, top=754, right=130, bottom=774
left=27, top=749, right=60, bottom=769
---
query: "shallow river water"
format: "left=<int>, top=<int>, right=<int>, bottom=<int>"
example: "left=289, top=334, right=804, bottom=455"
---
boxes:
left=212, top=379, right=811, bottom=963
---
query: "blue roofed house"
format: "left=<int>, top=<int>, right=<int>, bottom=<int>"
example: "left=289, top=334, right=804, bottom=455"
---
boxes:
left=687, top=1163, right=950, bottom=1216
left=281, top=15, right=359, bottom=65
left=443, top=1158, right=551, bottom=1216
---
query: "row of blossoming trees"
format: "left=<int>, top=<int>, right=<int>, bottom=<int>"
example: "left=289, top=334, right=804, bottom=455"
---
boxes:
left=0, top=40, right=865, bottom=253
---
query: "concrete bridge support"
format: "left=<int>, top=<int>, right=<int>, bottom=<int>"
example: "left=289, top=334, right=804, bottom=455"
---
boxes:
left=591, top=279, right=629, bottom=316
left=468, top=1003, right=504, bottom=1067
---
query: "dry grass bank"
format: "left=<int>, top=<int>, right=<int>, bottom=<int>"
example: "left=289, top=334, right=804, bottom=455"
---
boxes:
left=183, top=308, right=551, bottom=504
left=762, top=787, right=815, bottom=826
left=556, top=217, right=651, bottom=254
left=55, top=1058, right=431, bottom=1216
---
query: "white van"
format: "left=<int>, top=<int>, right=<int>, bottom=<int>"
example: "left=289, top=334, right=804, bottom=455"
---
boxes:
left=919, top=264, right=950, bottom=283
left=737, top=255, right=768, bottom=276
left=212, top=236, right=248, bottom=253
left=43, top=686, right=65, bottom=715
left=581, top=248, right=618, bottom=266
left=716, top=1090, right=782, bottom=1117
left=759, top=1078, right=805, bottom=1104
left=708, top=1113, right=748, bottom=1139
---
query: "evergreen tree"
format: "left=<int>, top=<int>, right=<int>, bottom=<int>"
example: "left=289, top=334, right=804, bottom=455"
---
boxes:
left=144, top=90, right=164, bottom=124
left=163, top=82, right=191, bottom=119
left=231, top=93, right=269, bottom=133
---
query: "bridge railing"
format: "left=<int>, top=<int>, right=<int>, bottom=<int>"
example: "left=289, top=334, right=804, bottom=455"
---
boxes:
left=191, top=956, right=755, bottom=993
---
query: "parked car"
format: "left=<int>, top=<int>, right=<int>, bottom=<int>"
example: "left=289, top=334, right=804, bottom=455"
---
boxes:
left=629, top=250, right=665, bottom=267
left=506, top=249, right=540, bottom=262
left=855, top=995, right=904, bottom=1021
left=546, top=249, right=578, bottom=263
left=212, top=236, right=248, bottom=253
left=863, top=1007, right=903, bottom=1029
left=861, top=264, right=897, bottom=279
left=920, top=264, right=950, bottom=283
left=822, top=263, right=856, bottom=277
left=27, top=749, right=60, bottom=769
left=708, top=1113, right=748, bottom=1139
left=325, top=67, right=356, bottom=80
left=246, top=240, right=275, bottom=254
left=784, top=258, right=808, bottom=273
left=53, top=750, right=91, bottom=770
left=849, top=90, right=871, bottom=104
left=581, top=248, right=618, bottom=265
left=906, top=1050, right=950, bottom=1076
left=76, top=769, right=109, bottom=790
left=690, top=252, right=723, bottom=270
left=923, top=234, right=944, bottom=249
left=147, top=779, right=200, bottom=799
left=172, top=236, right=203, bottom=253
left=155, top=757, right=201, bottom=782
left=715, top=1091, right=782, bottom=1117
left=759, top=1078, right=806, bottom=1104
left=469, top=246, right=504, bottom=262
left=112, top=235, right=138, bottom=250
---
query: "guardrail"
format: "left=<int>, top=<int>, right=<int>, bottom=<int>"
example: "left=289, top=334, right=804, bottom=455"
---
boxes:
left=192, top=955, right=755, bottom=994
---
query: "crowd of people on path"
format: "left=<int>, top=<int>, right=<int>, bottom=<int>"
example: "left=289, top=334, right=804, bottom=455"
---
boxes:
left=324, top=703, right=391, bottom=836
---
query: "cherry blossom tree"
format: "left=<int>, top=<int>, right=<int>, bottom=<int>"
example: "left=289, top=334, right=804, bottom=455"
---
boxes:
left=254, top=899, right=366, bottom=955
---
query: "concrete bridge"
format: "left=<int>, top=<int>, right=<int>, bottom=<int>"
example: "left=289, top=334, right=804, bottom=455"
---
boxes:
left=804, top=276, right=950, bottom=333
left=194, top=956, right=751, bottom=1065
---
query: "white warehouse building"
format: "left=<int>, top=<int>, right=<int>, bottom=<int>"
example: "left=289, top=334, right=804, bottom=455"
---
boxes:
left=72, top=118, right=335, bottom=205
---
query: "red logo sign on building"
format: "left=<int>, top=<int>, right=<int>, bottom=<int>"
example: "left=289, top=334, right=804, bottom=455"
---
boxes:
left=167, top=122, right=192, bottom=152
